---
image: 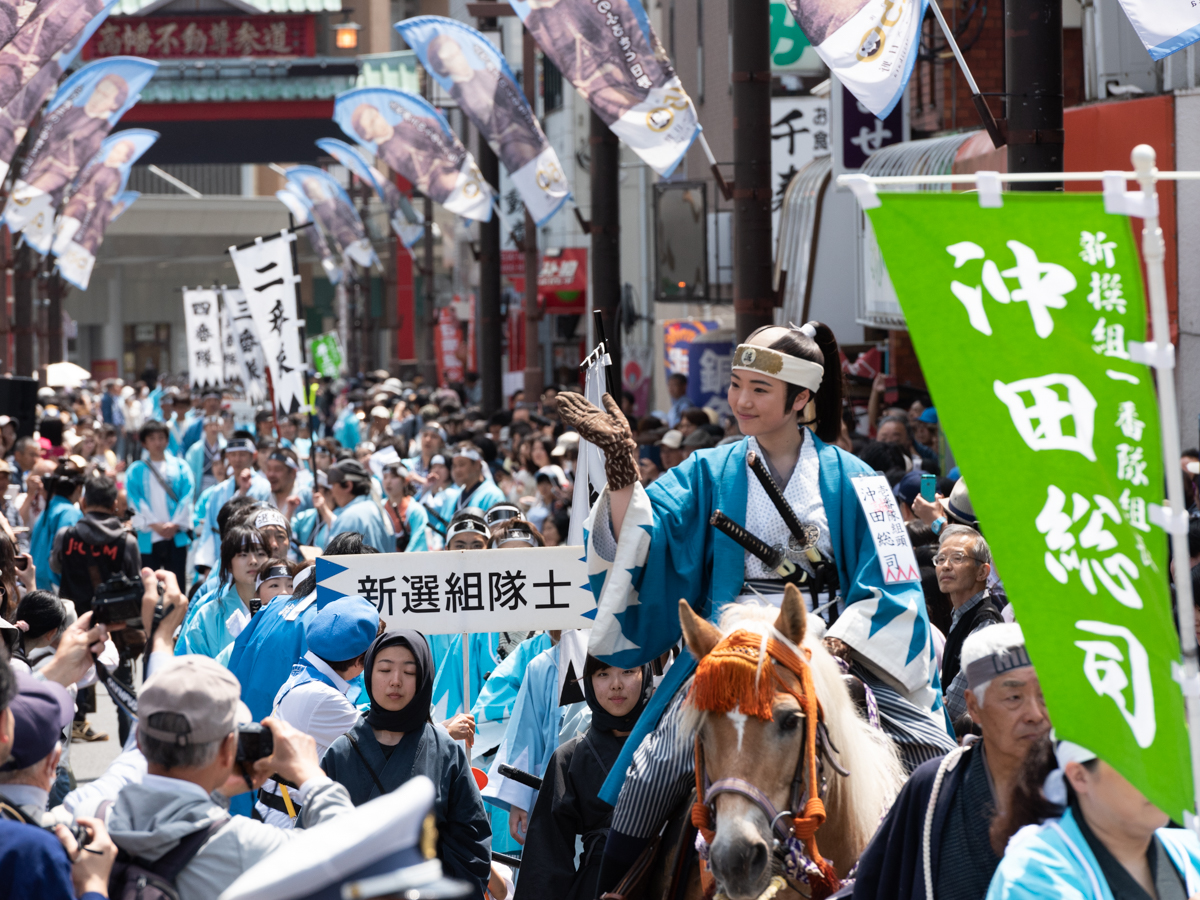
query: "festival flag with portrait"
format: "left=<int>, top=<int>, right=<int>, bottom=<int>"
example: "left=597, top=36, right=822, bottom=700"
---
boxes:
left=0, top=1, right=117, bottom=184
left=396, top=16, right=571, bottom=226
left=228, top=232, right=306, bottom=415
left=865, top=191, right=1193, bottom=820
left=182, top=287, right=223, bottom=391
left=2, top=56, right=158, bottom=254
left=502, top=0, right=699, bottom=177
left=273, top=181, right=343, bottom=284
left=333, top=86, right=495, bottom=222
left=779, top=0, right=926, bottom=118
left=283, top=165, right=377, bottom=271
left=222, top=287, right=267, bottom=405
left=315, top=138, right=425, bottom=248
left=51, top=128, right=157, bottom=290
left=0, top=0, right=113, bottom=112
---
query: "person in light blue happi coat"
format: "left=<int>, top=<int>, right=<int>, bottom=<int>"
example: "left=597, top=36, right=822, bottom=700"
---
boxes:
left=448, top=443, right=505, bottom=514
left=334, top=403, right=363, bottom=451
left=29, top=460, right=85, bottom=590
left=180, top=391, right=222, bottom=453
left=192, top=433, right=272, bottom=573
left=987, top=738, right=1200, bottom=900
left=325, top=459, right=392, bottom=553
left=380, top=460, right=429, bottom=552
left=556, top=322, right=955, bottom=893
left=176, top=524, right=267, bottom=658
left=184, top=415, right=226, bottom=501
left=125, top=421, right=194, bottom=585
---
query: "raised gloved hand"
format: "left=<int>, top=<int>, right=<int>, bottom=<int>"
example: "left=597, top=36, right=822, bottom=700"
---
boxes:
left=555, top=391, right=640, bottom=492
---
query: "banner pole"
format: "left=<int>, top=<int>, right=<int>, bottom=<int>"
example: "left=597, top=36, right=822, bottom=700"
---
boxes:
left=462, top=631, right=471, bottom=754
left=1131, top=143, right=1200, bottom=829
left=927, top=0, right=1006, bottom=149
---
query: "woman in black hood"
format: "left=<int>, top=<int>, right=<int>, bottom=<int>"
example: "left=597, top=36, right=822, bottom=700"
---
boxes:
left=514, top=655, right=654, bottom=900
left=321, top=630, right=492, bottom=898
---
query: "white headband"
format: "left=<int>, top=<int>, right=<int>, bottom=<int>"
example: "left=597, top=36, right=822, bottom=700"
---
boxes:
left=254, top=509, right=288, bottom=531
left=1042, top=736, right=1098, bottom=804
left=732, top=342, right=824, bottom=391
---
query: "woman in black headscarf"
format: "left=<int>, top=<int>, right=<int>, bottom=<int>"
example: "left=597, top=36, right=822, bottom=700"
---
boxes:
left=514, top=655, right=654, bottom=900
left=321, top=630, right=492, bottom=898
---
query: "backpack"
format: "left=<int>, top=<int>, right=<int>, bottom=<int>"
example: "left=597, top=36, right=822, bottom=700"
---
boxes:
left=106, top=814, right=229, bottom=900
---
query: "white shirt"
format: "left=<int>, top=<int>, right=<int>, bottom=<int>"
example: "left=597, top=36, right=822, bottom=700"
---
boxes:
left=743, top=434, right=832, bottom=581
left=146, top=459, right=171, bottom=542
left=273, top=652, right=359, bottom=758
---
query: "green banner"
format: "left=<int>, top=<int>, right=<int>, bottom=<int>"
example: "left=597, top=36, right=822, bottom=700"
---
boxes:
left=867, top=193, right=1192, bottom=819
left=308, top=332, right=345, bottom=379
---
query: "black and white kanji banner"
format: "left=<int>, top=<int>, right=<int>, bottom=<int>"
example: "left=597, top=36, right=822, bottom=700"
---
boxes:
left=314, top=546, right=595, bottom=634
left=228, top=231, right=305, bottom=415
left=222, top=286, right=267, bottom=405
left=182, top=287, right=222, bottom=391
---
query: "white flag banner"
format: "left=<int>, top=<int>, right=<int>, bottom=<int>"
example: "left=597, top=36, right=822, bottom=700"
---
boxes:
left=222, top=287, right=267, bottom=405
left=568, top=349, right=611, bottom=547
left=182, top=288, right=222, bottom=391
left=782, top=0, right=926, bottom=118
left=218, top=294, right=240, bottom=389
left=314, top=546, right=595, bottom=633
left=1113, top=0, right=1200, bottom=60
left=228, top=232, right=305, bottom=415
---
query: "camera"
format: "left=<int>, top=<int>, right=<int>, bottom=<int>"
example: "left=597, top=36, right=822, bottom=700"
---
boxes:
left=236, top=723, right=274, bottom=763
left=47, top=818, right=91, bottom=849
left=92, top=573, right=146, bottom=626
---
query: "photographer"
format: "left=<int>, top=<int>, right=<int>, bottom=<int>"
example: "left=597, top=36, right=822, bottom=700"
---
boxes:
left=50, top=475, right=141, bottom=745
left=105, top=655, right=357, bottom=900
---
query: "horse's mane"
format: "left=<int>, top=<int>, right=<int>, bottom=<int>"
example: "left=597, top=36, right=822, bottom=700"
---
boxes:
left=680, top=602, right=905, bottom=871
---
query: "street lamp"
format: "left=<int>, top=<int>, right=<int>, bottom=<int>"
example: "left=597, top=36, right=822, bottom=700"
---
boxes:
left=332, top=12, right=360, bottom=50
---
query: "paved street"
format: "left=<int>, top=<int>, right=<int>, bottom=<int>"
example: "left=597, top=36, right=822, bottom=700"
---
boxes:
left=70, top=681, right=127, bottom=785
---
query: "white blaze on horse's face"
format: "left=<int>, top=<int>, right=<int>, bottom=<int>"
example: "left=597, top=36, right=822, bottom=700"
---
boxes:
left=727, top=707, right=749, bottom=753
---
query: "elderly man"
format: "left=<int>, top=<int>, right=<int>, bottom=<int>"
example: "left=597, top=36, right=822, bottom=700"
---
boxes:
left=853, top=624, right=1049, bottom=900
left=935, top=524, right=1006, bottom=723
left=264, top=448, right=312, bottom=518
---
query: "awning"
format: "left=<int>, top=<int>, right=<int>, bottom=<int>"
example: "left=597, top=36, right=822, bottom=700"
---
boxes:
left=501, top=247, right=588, bottom=315
left=774, top=155, right=831, bottom=327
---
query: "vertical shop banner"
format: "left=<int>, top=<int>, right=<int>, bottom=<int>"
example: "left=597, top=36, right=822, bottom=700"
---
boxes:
left=866, top=192, right=1191, bottom=820
left=686, top=328, right=735, bottom=414
left=434, top=305, right=464, bottom=386
left=3, top=56, right=158, bottom=253
left=780, top=0, right=925, bottom=118
left=228, top=234, right=305, bottom=415
left=52, top=128, right=157, bottom=290
left=0, top=1, right=116, bottom=184
left=771, top=95, right=830, bottom=240
left=315, top=137, right=425, bottom=248
left=0, top=0, right=111, bottom=111
left=182, top=288, right=223, bottom=391
left=283, top=165, right=376, bottom=270
left=308, top=332, right=346, bottom=378
left=334, top=86, right=495, bottom=222
left=505, top=0, right=699, bottom=177
left=396, top=16, right=571, bottom=226
left=222, top=287, right=267, bottom=405
left=1112, top=0, right=1200, bottom=60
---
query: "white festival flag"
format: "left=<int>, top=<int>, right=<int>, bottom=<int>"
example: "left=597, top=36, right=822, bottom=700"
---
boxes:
left=568, top=348, right=610, bottom=546
left=1113, top=0, right=1200, bottom=60
left=228, top=232, right=305, bottom=415
left=782, top=0, right=927, bottom=118
left=222, top=287, right=267, bottom=405
left=182, top=288, right=222, bottom=391
left=219, top=294, right=240, bottom=389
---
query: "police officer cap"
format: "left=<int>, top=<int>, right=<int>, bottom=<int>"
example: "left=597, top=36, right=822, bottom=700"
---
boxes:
left=307, top=595, right=380, bottom=661
left=218, top=777, right=472, bottom=900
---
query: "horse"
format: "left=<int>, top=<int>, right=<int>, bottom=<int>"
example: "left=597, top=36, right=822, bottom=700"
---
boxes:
left=675, top=584, right=907, bottom=900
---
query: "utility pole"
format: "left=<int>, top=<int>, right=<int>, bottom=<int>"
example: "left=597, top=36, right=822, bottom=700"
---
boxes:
left=46, top=271, right=62, bottom=365
left=590, top=109, right=621, bottom=386
left=417, top=63, right=439, bottom=386
left=477, top=136, right=502, bottom=415
left=731, top=0, right=775, bottom=340
left=522, top=28, right=543, bottom=401
left=13, top=244, right=32, bottom=379
left=1005, top=0, right=1064, bottom=188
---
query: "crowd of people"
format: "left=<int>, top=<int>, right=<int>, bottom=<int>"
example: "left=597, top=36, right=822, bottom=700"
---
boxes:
left=0, top=332, right=1197, bottom=900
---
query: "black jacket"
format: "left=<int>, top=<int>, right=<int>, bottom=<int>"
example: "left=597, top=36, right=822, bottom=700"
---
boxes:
left=50, top=512, right=140, bottom=613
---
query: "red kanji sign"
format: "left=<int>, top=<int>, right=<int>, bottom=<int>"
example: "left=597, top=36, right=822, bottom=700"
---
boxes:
left=82, top=15, right=316, bottom=60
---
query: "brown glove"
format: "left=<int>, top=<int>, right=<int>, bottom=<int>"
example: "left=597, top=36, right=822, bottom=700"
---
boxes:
left=555, top=391, right=640, bottom=491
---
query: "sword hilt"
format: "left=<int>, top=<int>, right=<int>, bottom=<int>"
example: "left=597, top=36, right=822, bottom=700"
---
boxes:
left=747, top=450, right=808, bottom=539
left=710, top=511, right=807, bottom=585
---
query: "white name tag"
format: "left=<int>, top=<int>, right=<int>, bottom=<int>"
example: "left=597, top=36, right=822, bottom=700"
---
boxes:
left=852, top=474, right=921, bottom=584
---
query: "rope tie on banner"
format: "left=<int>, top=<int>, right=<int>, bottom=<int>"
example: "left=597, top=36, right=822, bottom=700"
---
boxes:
left=688, top=630, right=840, bottom=899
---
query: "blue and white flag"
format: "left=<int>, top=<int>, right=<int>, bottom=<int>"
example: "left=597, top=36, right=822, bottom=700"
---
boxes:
left=52, top=128, right=157, bottom=290
left=274, top=182, right=343, bottom=284
left=334, top=86, right=495, bottom=222
left=782, top=0, right=926, bottom=118
left=315, top=137, right=425, bottom=248
left=284, top=165, right=377, bottom=270
left=3, top=56, right=158, bottom=252
left=506, top=0, right=699, bottom=177
left=396, top=16, right=571, bottom=226
left=1113, top=0, right=1200, bottom=60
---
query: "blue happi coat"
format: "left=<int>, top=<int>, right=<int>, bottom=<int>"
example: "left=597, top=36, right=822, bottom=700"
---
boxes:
left=192, top=472, right=272, bottom=569
left=185, top=436, right=226, bottom=501
left=126, top=456, right=195, bottom=555
left=430, top=632, right=501, bottom=725
left=175, top=580, right=250, bottom=658
left=584, top=434, right=943, bottom=804
left=328, top=495, right=392, bottom=553
left=31, top=496, right=83, bottom=590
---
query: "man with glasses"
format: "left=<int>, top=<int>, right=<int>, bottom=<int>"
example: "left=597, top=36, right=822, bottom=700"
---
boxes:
left=934, top=524, right=1006, bottom=724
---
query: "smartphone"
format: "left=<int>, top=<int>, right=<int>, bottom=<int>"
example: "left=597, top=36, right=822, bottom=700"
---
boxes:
left=15, top=554, right=28, bottom=572
left=920, top=473, right=937, bottom=503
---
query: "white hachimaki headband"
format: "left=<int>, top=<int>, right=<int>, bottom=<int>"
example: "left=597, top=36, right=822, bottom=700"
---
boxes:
left=732, top=322, right=825, bottom=392
left=254, top=509, right=289, bottom=532
left=1042, top=735, right=1098, bottom=805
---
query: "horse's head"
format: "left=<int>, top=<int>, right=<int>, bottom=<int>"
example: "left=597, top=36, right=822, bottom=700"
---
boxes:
left=680, top=586, right=838, bottom=900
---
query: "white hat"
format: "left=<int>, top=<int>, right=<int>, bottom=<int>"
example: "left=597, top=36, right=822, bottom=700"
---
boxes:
left=218, top=777, right=472, bottom=900
left=551, top=432, right=580, bottom=457
left=370, top=406, right=391, bottom=419
left=535, top=464, right=569, bottom=488
left=660, top=429, right=684, bottom=450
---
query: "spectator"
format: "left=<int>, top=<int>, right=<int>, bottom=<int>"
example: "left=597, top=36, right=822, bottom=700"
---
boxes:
left=853, top=625, right=1049, bottom=900
left=29, top=459, right=85, bottom=592
left=99, top=379, right=126, bottom=458
left=541, top=508, right=571, bottom=547
left=126, top=421, right=194, bottom=584
left=638, top=445, right=663, bottom=486
left=326, top=460, right=392, bottom=553
left=935, top=524, right=1004, bottom=722
left=10, top=436, right=43, bottom=493
left=665, top=373, right=689, bottom=428
left=681, top=428, right=716, bottom=458
left=528, top=465, right=568, bottom=532
left=658, top=429, right=685, bottom=470
left=105, top=656, right=358, bottom=900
